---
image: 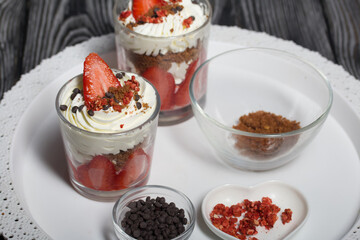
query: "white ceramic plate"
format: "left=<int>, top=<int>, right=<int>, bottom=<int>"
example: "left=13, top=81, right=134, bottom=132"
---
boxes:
left=202, top=181, right=309, bottom=240
left=10, top=41, right=360, bottom=239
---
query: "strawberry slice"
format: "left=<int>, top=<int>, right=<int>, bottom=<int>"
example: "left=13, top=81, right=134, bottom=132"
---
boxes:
left=173, top=59, right=199, bottom=107
left=77, top=164, right=93, bottom=189
left=77, top=155, right=116, bottom=191
left=142, top=66, right=175, bottom=110
left=132, top=0, right=163, bottom=21
left=83, top=53, right=120, bottom=109
left=114, top=148, right=150, bottom=189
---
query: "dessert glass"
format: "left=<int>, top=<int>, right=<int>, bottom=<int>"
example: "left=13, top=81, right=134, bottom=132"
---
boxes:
left=113, top=0, right=212, bottom=125
left=56, top=72, right=161, bottom=201
left=190, top=48, right=333, bottom=171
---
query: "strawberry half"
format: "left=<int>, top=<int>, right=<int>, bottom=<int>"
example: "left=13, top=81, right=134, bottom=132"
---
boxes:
left=142, top=66, right=175, bottom=110
left=83, top=53, right=120, bottom=109
left=77, top=164, right=93, bottom=189
left=114, top=148, right=150, bottom=189
left=173, top=59, right=199, bottom=107
left=77, top=155, right=116, bottom=191
left=132, top=0, right=163, bottom=21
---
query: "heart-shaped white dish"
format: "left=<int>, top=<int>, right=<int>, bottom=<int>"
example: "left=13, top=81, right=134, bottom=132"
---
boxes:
left=201, top=180, right=309, bottom=240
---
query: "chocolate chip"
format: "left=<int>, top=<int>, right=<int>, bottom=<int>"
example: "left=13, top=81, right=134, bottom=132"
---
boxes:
left=128, top=202, right=137, bottom=210
left=72, top=88, right=81, bottom=94
left=88, top=110, right=94, bottom=116
left=130, top=214, right=138, bottom=221
left=71, top=106, right=78, bottom=113
left=191, top=16, right=195, bottom=21
left=132, top=229, right=141, bottom=238
left=134, top=94, right=140, bottom=101
left=78, top=104, right=84, bottom=112
left=136, top=102, right=142, bottom=110
left=176, top=6, right=183, bottom=11
left=122, top=72, right=126, bottom=76
left=121, top=197, right=187, bottom=239
left=70, top=92, right=77, bottom=100
left=59, top=105, right=67, bottom=111
left=116, top=73, right=123, bottom=79
left=139, top=222, right=147, bottom=229
left=103, top=105, right=110, bottom=110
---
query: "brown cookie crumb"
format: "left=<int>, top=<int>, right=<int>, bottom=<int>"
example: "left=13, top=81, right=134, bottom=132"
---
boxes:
left=126, top=40, right=201, bottom=74
left=233, top=111, right=300, bottom=158
left=105, top=143, right=142, bottom=172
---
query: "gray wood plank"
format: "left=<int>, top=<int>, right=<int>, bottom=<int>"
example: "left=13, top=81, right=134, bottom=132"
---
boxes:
left=0, top=0, right=27, bottom=100
left=22, top=0, right=114, bottom=73
left=1, top=0, right=360, bottom=101
left=227, top=0, right=335, bottom=62
left=323, top=0, right=360, bottom=79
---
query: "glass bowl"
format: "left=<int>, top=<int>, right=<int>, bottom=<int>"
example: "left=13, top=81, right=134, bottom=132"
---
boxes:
left=112, top=185, right=195, bottom=240
left=189, top=48, right=333, bottom=171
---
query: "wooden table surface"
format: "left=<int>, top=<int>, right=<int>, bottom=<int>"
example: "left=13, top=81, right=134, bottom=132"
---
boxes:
left=1, top=0, right=360, bottom=101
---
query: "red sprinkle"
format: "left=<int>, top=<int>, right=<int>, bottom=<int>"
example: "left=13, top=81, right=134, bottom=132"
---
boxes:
left=281, top=208, right=293, bottom=224
left=120, top=124, right=124, bottom=128
left=156, top=9, right=168, bottom=17
left=119, top=10, right=131, bottom=21
left=210, top=197, right=292, bottom=240
left=182, top=16, right=194, bottom=28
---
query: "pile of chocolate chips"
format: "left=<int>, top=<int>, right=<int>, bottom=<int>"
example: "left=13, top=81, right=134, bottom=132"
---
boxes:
left=121, top=196, right=188, bottom=240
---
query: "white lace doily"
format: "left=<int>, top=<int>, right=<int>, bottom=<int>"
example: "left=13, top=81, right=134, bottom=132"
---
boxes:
left=1, top=25, right=359, bottom=239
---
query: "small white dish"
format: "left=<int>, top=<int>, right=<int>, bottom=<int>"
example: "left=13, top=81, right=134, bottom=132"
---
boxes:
left=201, top=180, right=309, bottom=240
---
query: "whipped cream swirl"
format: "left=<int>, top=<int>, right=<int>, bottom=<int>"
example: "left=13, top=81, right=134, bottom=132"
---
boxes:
left=121, top=0, right=208, bottom=37
left=60, top=71, right=157, bottom=133
left=115, top=0, right=211, bottom=56
left=57, top=71, right=159, bottom=160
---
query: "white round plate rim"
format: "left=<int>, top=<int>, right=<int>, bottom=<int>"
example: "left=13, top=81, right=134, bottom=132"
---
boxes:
left=201, top=180, right=310, bottom=240
left=1, top=27, right=360, bottom=239
left=9, top=44, right=360, bottom=240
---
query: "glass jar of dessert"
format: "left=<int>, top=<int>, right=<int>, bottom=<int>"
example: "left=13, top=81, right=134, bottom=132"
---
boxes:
left=55, top=53, right=160, bottom=201
left=113, top=0, right=212, bottom=125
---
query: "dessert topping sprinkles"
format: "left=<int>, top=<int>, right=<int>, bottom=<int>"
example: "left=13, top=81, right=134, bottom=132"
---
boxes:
left=59, top=73, right=150, bottom=118
left=210, top=197, right=293, bottom=240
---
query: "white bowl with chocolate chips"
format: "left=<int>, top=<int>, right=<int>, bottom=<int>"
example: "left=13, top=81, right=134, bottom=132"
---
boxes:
left=189, top=48, right=333, bottom=171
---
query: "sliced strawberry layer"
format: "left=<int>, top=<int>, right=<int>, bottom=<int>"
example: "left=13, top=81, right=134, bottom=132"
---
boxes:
left=114, top=148, right=150, bottom=189
left=76, top=155, right=116, bottom=191
left=142, top=66, right=175, bottom=110
left=173, top=59, right=199, bottom=107
left=83, top=53, right=120, bottom=109
left=73, top=148, right=150, bottom=191
left=77, top=164, right=93, bottom=189
left=132, top=0, right=163, bottom=21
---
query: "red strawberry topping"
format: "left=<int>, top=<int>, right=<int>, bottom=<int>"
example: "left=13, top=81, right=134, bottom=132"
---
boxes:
left=132, top=0, right=164, bottom=21
left=173, top=59, right=199, bottom=107
left=83, top=53, right=120, bottom=110
left=183, top=16, right=195, bottom=28
left=119, top=10, right=132, bottom=21
left=142, top=66, right=175, bottom=110
left=115, top=148, right=150, bottom=189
